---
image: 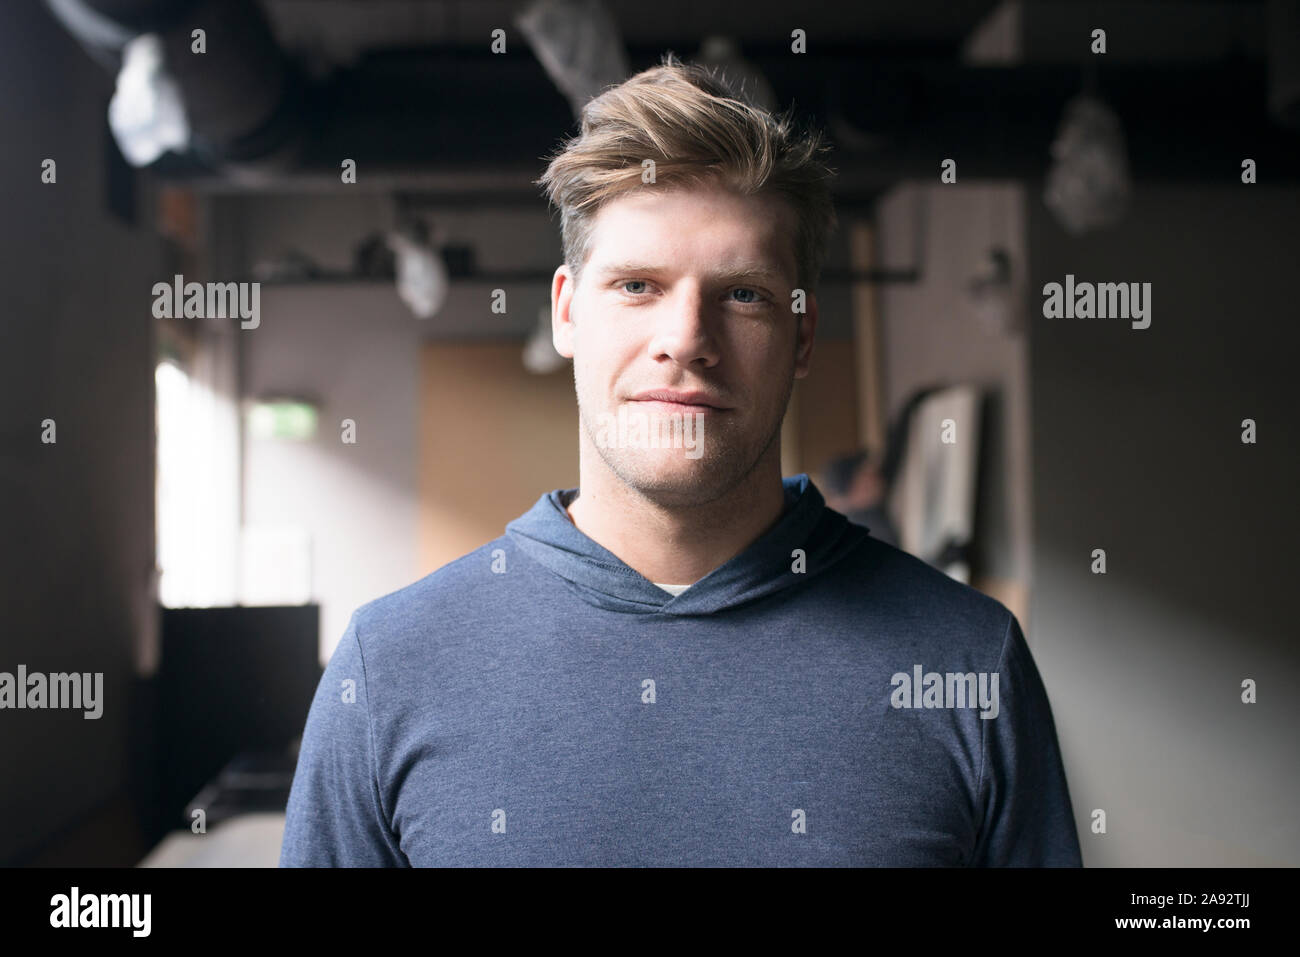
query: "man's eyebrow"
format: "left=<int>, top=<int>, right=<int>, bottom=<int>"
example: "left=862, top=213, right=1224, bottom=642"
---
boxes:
left=591, top=261, right=786, bottom=284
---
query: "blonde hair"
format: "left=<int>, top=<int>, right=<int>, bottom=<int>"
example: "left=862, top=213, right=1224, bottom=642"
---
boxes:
left=535, top=52, right=838, bottom=293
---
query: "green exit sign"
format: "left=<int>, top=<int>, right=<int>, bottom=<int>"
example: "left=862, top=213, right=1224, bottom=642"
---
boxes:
left=247, top=400, right=318, bottom=440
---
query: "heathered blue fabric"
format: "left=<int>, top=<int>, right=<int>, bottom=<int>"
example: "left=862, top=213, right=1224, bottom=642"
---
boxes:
left=280, top=474, right=1082, bottom=867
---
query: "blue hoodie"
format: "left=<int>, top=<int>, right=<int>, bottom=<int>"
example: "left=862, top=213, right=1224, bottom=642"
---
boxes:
left=280, top=474, right=1082, bottom=866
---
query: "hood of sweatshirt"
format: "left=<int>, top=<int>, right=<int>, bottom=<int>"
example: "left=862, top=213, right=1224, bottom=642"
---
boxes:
left=504, top=473, right=872, bottom=616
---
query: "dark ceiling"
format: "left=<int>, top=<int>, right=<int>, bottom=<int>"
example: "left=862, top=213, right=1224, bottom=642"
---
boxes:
left=48, top=0, right=1298, bottom=195
left=261, top=0, right=1004, bottom=62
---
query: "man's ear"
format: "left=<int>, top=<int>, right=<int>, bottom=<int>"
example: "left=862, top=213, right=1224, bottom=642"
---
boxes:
left=552, top=264, right=576, bottom=359
left=794, top=291, right=818, bottom=379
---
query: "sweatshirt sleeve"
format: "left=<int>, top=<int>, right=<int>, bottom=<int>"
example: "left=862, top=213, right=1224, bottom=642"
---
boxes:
left=969, top=613, right=1083, bottom=867
left=279, top=614, right=408, bottom=867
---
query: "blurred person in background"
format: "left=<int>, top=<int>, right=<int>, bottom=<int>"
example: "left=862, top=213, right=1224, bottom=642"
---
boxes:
left=820, top=449, right=900, bottom=549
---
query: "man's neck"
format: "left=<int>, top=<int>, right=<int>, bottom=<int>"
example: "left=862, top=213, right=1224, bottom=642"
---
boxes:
left=565, top=450, right=788, bottom=585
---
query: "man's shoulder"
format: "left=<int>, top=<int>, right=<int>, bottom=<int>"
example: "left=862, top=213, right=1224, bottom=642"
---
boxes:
left=346, top=535, right=513, bottom=649
left=836, top=535, right=1017, bottom=657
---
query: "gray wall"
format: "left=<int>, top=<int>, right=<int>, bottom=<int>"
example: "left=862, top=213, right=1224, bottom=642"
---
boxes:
left=0, top=0, right=162, bottom=863
left=1026, top=185, right=1300, bottom=865
left=240, top=282, right=421, bottom=663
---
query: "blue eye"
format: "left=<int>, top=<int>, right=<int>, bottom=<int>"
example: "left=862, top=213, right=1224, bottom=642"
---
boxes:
left=730, top=288, right=761, bottom=304
left=622, top=280, right=648, bottom=294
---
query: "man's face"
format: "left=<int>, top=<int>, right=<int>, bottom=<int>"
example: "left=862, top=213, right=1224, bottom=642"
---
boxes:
left=551, top=181, right=817, bottom=507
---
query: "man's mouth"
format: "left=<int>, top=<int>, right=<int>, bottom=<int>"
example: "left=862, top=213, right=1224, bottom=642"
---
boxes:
left=627, top=389, right=731, bottom=413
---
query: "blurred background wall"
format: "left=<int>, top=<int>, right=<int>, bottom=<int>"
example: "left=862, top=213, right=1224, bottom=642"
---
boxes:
left=1, top=0, right=163, bottom=864
left=1027, top=185, right=1300, bottom=865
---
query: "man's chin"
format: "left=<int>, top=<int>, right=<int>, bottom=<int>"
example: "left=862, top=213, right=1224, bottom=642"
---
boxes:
left=608, top=451, right=742, bottom=507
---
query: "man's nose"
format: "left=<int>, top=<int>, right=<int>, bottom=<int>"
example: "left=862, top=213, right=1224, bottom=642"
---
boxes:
left=646, top=285, right=720, bottom=368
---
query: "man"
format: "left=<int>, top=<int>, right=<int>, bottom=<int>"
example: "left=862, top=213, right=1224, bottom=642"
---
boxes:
left=280, top=55, right=1082, bottom=866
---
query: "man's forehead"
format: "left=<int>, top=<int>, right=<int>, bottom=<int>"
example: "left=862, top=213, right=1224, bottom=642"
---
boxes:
left=586, top=190, right=799, bottom=283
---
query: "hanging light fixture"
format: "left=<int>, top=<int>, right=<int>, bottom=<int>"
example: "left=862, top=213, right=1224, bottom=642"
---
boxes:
left=386, top=220, right=449, bottom=319
left=1043, top=94, right=1132, bottom=235
left=515, top=0, right=629, bottom=118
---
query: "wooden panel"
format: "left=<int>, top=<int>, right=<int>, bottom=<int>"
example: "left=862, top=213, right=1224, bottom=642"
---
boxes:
left=850, top=219, right=887, bottom=454
left=419, top=343, right=578, bottom=573
left=794, top=338, right=860, bottom=475
left=971, top=575, right=1029, bottom=630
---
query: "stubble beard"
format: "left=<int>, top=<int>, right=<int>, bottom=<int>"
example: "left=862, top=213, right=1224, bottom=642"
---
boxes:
left=576, top=373, right=793, bottom=510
